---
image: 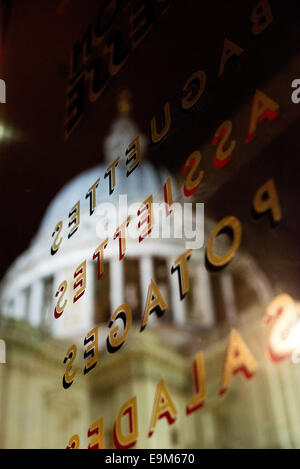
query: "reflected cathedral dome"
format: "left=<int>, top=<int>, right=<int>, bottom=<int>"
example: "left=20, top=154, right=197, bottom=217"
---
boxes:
left=0, top=92, right=272, bottom=346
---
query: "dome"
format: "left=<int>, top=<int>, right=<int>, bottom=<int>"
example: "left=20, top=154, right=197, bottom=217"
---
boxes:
left=36, top=160, right=169, bottom=241
left=37, top=90, right=168, bottom=241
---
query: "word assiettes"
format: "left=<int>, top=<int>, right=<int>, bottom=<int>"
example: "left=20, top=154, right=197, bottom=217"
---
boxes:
left=66, top=329, right=257, bottom=449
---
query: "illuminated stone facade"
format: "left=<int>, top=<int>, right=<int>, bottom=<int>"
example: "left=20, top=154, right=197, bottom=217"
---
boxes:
left=0, top=106, right=295, bottom=450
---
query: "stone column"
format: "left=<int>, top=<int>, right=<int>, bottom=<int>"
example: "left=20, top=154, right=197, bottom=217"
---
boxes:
left=139, top=257, right=154, bottom=307
left=220, top=271, right=237, bottom=323
left=28, top=279, right=44, bottom=327
left=169, top=258, right=186, bottom=325
left=84, top=261, right=95, bottom=331
left=140, top=256, right=155, bottom=324
left=110, top=258, right=124, bottom=313
left=13, top=291, right=27, bottom=320
left=264, top=361, right=292, bottom=448
left=278, top=364, right=300, bottom=448
left=198, top=265, right=215, bottom=328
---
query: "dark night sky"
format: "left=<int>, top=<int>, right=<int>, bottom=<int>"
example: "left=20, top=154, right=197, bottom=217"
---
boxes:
left=0, top=0, right=299, bottom=297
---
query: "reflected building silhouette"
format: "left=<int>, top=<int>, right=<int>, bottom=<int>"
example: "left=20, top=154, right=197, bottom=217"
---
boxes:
left=0, top=93, right=299, bottom=449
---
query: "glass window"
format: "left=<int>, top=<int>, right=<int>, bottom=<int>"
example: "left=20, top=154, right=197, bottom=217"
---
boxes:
left=154, top=257, right=171, bottom=323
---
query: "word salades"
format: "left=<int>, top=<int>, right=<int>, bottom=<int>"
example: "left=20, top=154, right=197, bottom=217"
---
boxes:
left=66, top=293, right=300, bottom=449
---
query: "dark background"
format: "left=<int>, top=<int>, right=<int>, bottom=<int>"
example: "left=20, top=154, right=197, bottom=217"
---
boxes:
left=0, top=0, right=299, bottom=297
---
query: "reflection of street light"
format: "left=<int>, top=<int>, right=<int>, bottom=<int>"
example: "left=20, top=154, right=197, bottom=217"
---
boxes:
left=0, top=123, right=14, bottom=141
